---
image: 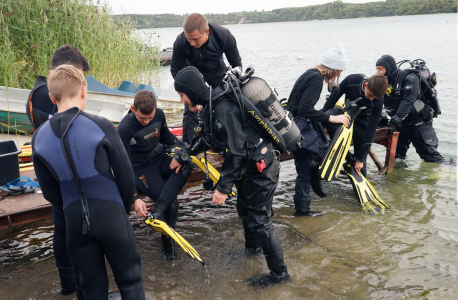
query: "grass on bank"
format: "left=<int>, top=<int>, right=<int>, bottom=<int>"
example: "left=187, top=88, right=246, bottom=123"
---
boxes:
left=0, top=0, right=161, bottom=90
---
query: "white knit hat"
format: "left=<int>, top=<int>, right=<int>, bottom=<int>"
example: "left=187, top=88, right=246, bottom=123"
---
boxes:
left=321, top=42, right=349, bottom=70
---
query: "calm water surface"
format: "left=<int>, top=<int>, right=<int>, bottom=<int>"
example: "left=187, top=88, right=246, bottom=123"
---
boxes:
left=1, top=14, right=457, bottom=299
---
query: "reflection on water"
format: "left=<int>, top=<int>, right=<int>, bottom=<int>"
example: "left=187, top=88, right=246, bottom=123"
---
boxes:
left=1, top=13, right=457, bottom=299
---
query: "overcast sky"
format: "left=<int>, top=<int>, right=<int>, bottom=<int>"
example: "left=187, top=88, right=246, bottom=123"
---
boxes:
left=103, top=0, right=382, bottom=15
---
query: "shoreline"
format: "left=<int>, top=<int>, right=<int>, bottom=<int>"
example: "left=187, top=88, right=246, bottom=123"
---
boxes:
left=128, top=12, right=455, bottom=30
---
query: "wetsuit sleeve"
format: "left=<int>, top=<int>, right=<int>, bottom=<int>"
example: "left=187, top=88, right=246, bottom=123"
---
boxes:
left=117, top=126, right=132, bottom=161
left=355, top=98, right=384, bottom=162
left=214, top=101, right=245, bottom=194
left=224, top=30, right=242, bottom=69
left=158, top=110, right=178, bottom=146
left=297, top=76, right=328, bottom=122
left=32, top=135, right=64, bottom=210
left=171, top=35, right=187, bottom=79
left=323, top=76, right=348, bottom=111
left=103, top=122, right=136, bottom=214
left=395, top=74, right=420, bottom=121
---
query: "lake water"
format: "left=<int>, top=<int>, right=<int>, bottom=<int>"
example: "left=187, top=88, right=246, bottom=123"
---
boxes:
left=1, top=13, right=457, bottom=299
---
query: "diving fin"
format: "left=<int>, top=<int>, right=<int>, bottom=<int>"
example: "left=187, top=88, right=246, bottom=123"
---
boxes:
left=144, top=217, right=205, bottom=265
left=318, top=106, right=360, bottom=181
left=342, top=162, right=389, bottom=214
left=190, top=155, right=236, bottom=197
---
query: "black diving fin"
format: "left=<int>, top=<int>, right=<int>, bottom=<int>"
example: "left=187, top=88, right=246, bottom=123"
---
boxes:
left=342, top=162, right=389, bottom=214
left=144, top=217, right=205, bottom=265
left=318, top=104, right=360, bottom=182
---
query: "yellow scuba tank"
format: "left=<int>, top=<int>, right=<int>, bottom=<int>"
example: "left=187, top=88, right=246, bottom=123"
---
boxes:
left=239, top=68, right=302, bottom=153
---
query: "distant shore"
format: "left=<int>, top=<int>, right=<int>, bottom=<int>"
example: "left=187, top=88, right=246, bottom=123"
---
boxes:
left=115, top=0, right=456, bottom=29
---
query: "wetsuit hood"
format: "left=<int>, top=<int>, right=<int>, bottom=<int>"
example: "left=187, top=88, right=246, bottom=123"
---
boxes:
left=174, top=66, right=210, bottom=106
left=376, top=55, right=398, bottom=84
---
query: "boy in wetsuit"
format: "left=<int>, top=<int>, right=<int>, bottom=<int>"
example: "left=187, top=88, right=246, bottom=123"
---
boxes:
left=26, top=45, right=90, bottom=295
left=117, top=90, right=193, bottom=259
left=32, top=65, right=145, bottom=300
left=323, top=73, right=388, bottom=176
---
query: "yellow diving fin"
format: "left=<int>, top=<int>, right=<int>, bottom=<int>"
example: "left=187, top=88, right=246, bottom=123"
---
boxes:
left=144, top=217, right=205, bottom=265
left=318, top=106, right=360, bottom=181
left=342, top=162, right=389, bottom=214
left=190, top=155, right=236, bottom=197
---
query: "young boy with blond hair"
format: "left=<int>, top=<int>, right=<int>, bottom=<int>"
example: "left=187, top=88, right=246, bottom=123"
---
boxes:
left=32, top=64, right=145, bottom=300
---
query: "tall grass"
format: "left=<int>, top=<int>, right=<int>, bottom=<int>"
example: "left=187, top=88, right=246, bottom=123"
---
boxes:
left=0, top=0, right=160, bottom=90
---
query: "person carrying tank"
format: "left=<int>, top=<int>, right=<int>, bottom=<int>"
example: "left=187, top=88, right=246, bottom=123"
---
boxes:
left=285, top=42, right=350, bottom=217
left=323, top=73, right=388, bottom=176
left=171, top=13, right=242, bottom=144
left=375, top=55, right=446, bottom=163
left=171, top=66, right=291, bottom=287
left=117, top=90, right=193, bottom=260
left=26, top=44, right=90, bottom=295
left=32, top=65, right=145, bottom=299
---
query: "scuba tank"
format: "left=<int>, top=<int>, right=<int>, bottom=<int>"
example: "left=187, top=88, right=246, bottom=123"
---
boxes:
left=389, top=59, right=440, bottom=118
left=237, top=67, right=302, bottom=153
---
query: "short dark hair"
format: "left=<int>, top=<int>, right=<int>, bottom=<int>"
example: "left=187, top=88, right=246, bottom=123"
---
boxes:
left=183, top=13, right=208, bottom=34
left=51, top=44, right=90, bottom=71
left=367, top=74, right=389, bottom=99
left=133, top=90, right=157, bottom=115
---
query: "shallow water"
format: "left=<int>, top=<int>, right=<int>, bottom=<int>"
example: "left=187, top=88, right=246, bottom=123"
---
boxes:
left=1, top=14, right=457, bottom=299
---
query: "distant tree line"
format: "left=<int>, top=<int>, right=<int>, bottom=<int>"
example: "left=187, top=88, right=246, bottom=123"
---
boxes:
left=114, top=0, right=457, bottom=29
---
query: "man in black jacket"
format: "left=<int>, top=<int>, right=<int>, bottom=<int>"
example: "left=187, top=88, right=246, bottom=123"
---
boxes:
left=375, top=55, right=445, bottom=163
left=171, top=13, right=242, bottom=144
left=171, top=66, right=290, bottom=288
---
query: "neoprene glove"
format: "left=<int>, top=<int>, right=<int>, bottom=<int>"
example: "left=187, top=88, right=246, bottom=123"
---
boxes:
left=386, top=115, right=402, bottom=129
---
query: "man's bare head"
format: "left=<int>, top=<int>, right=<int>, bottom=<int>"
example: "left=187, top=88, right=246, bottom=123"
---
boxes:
left=183, top=13, right=209, bottom=48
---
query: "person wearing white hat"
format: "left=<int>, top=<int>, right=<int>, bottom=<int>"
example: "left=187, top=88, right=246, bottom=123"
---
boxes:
left=285, top=42, right=350, bottom=217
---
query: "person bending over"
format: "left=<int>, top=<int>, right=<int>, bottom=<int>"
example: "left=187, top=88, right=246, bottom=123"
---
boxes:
left=323, top=73, right=388, bottom=176
left=171, top=13, right=242, bottom=144
left=32, top=65, right=144, bottom=300
left=286, top=42, right=350, bottom=217
left=117, top=90, right=193, bottom=260
left=172, top=66, right=290, bottom=287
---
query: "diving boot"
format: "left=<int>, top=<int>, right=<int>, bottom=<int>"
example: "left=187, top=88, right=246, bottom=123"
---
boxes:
left=161, top=235, right=177, bottom=261
left=311, top=165, right=327, bottom=198
left=59, top=269, right=77, bottom=295
left=294, top=210, right=323, bottom=217
left=248, top=271, right=292, bottom=288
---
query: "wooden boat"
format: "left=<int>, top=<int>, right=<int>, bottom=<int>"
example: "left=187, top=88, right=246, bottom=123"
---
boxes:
left=0, top=77, right=181, bottom=134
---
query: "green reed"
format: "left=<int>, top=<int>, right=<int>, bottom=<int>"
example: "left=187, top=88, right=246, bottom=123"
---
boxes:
left=0, top=0, right=160, bottom=90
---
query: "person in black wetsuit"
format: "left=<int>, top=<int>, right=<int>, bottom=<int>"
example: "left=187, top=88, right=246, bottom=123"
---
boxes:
left=171, top=66, right=290, bottom=287
left=26, top=44, right=90, bottom=131
left=26, top=45, right=90, bottom=296
left=323, top=73, right=388, bottom=176
left=286, top=42, right=351, bottom=217
left=32, top=65, right=144, bottom=300
left=375, top=55, right=446, bottom=163
left=171, top=13, right=242, bottom=144
left=117, top=90, right=193, bottom=259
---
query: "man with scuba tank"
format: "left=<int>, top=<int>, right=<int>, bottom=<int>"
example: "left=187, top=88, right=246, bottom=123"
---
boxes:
left=171, top=66, right=292, bottom=287
left=375, top=55, right=446, bottom=163
left=171, top=13, right=242, bottom=144
left=117, top=90, right=193, bottom=260
left=323, top=73, right=389, bottom=177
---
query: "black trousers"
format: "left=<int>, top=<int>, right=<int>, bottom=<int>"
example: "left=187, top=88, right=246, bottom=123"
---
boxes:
left=65, top=201, right=144, bottom=300
left=236, top=152, right=288, bottom=277
left=396, top=120, right=444, bottom=162
left=132, top=154, right=190, bottom=228
left=292, top=147, right=313, bottom=212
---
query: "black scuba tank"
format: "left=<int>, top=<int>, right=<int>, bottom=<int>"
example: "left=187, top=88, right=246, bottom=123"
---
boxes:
left=239, top=71, right=301, bottom=153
